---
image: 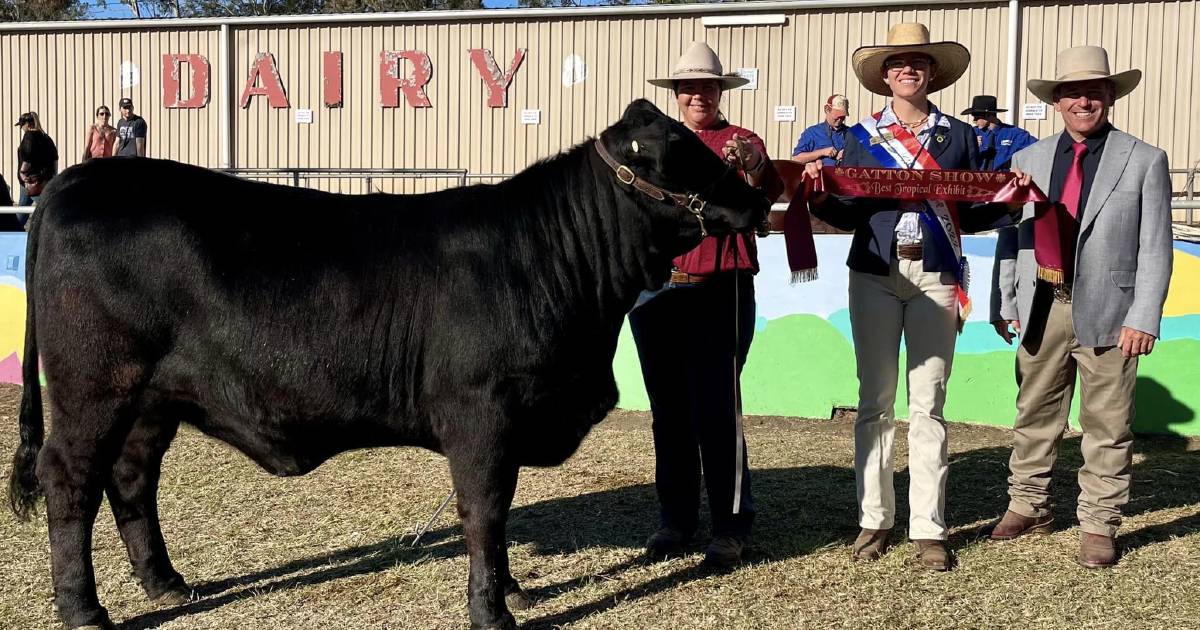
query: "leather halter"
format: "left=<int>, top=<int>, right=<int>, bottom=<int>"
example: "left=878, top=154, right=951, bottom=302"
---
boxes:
left=593, top=136, right=710, bottom=237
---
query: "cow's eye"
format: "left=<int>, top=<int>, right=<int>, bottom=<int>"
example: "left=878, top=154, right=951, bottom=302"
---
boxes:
left=631, top=140, right=640, bottom=153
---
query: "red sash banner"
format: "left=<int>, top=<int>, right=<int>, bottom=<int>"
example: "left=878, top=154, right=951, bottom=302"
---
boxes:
left=772, top=161, right=1056, bottom=284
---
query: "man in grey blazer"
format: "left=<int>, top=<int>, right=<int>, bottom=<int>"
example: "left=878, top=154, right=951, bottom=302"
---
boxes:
left=986, top=46, right=1173, bottom=568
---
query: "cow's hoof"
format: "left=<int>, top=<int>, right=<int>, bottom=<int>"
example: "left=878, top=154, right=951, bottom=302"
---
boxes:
left=150, top=587, right=192, bottom=607
left=505, top=587, right=534, bottom=611
left=63, top=611, right=115, bottom=630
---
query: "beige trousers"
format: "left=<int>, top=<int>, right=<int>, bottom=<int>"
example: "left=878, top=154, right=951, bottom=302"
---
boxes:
left=849, top=258, right=958, bottom=541
left=1008, top=295, right=1137, bottom=538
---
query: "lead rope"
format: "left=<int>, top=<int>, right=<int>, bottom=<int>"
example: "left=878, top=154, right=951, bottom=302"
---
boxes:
left=731, top=267, right=745, bottom=515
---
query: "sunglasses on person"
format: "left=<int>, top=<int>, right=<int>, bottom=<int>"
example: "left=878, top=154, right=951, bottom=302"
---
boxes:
left=97, top=111, right=111, bottom=117
left=884, top=57, right=932, bottom=72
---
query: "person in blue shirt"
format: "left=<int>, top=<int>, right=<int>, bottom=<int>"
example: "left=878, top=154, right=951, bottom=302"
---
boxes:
left=962, top=94, right=1037, bottom=171
left=791, top=93, right=849, bottom=165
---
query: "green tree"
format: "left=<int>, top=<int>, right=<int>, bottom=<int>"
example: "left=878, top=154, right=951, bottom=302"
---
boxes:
left=0, top=0, right=88, bottom=20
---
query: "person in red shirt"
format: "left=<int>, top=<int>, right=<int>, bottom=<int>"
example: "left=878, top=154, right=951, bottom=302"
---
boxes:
left=81, top=105, right=117, bottom=162
left=633, top=41, right=782, bottom=568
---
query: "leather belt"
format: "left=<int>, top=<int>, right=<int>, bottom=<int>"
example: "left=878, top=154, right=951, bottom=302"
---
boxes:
left=896, top=243, right=924, bottom=261
left=669, top=270, right=708, bottom=285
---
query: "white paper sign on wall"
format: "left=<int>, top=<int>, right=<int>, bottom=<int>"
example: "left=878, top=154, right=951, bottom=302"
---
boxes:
left=774, top=105, right=797, bottom=122
left=1021, top=103, right=1048, bottom=120
left=521, top=109, right=541, bottom=125
left=295, top=109, right=314, bottom=124
left=734, top=68, right=758, bottom=90
left=120, top=61, right=140, bottom=89
left=562, top=54, right=587, bottom=87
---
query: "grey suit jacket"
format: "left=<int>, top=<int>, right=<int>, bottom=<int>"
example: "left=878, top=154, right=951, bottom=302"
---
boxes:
left=994, top=129, right=1173, bottom=348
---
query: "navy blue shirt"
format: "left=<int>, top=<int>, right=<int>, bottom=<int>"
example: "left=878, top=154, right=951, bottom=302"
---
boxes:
left=792, top=122, right=848, bottom=165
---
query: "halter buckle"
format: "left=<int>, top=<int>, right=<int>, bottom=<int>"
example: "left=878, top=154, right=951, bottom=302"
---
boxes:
left=685, top=194, right=706, bottom=215
left=616, top=165, right=636, bottom=186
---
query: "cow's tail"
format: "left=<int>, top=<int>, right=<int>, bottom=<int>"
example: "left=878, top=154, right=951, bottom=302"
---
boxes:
left=9, top=207, right=44, bottom=521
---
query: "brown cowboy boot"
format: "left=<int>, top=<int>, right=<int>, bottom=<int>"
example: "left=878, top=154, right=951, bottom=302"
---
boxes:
left=912, top=539, right=952, bottom=571
left=987, top=510, right=1054, bottom=541
left=1078, top=532, right=1118, bottom=569
left=852, top=528, right=891, bottom=561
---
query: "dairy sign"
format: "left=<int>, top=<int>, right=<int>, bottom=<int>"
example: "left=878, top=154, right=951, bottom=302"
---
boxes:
left=160, top=48, right=526, bottom=110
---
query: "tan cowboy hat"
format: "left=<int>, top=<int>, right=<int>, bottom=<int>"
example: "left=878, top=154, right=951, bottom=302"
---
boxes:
left=1027, top=45, right=1142, bottom=104
left=851, top=23, right=970, bottom=96
left=647, top=41, right=749, bottom=90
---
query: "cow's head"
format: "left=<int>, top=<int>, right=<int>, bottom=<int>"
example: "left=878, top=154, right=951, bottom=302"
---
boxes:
left=596, top=99, right=771, bottom=249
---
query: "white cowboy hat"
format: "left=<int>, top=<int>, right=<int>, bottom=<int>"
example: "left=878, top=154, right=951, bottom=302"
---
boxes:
left=647, top=41, right=749, bottom=90
left=851, top=23, right=970, bottom=97
left=1027, top=45, right=1142, bottom=104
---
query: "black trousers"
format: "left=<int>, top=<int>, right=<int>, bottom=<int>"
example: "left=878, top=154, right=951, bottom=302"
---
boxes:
left=629, top=272, right=756, bottom=539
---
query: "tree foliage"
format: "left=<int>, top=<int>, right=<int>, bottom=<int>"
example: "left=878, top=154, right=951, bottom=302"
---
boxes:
left=0, top=0, right=88, bottom=21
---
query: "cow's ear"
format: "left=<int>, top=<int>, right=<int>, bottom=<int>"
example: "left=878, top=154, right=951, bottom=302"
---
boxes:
left=622, top=98, right=666, bottom=126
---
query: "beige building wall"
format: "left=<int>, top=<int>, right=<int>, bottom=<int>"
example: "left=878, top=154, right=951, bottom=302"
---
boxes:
left=0, top=0, right=1196, bottom=199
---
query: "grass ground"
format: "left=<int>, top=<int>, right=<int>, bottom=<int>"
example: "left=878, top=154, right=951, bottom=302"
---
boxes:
left=1, top=383, right=1198, bottom=629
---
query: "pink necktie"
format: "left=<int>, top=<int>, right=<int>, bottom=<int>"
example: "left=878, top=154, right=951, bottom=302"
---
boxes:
left=1059, top=142, right=1088, bottom=219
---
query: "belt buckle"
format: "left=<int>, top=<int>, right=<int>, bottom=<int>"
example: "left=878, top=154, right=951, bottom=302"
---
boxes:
left=1053, top=284, right=1072, bottom=303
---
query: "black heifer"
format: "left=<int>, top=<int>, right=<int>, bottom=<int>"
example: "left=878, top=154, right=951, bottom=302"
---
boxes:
left=8, top=99, right=770, bottom=629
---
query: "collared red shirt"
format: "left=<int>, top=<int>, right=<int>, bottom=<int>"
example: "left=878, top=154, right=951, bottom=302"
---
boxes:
left=877, top=103, right=953, bottom=245
left=672, top=121, right=769, bottom=276
left=792, top=121, right=848, bottom=165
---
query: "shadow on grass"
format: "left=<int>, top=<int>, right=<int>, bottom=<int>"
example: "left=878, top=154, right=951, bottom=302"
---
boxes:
left=118, top=434, right=1199, bottom=629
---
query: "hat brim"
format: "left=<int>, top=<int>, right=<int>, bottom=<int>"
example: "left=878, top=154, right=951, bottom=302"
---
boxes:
left=961, top=107, right=1008, bottom=115
left=851, top=41, right=971, bottom=97
left=647, top=72, right=749, bottom=90
left=1027, top=68, right=1142, bottom=104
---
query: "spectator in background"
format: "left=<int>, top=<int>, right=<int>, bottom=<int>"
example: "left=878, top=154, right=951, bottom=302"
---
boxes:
left=82, top=105, right=117, bottom=162
left=962, top=95, right=1037, bottom=171
left=115, top=97, right=148, bottom=157
left=0, top=172, right=23, bottom=231
left=791, top=94, right=850, bottom=165
left=15, top=111, right=58, bottom=227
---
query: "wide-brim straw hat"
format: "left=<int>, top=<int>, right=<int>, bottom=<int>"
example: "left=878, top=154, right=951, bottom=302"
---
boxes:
left=1027, top=45, right=1141, bottom=104
left=851, top=23, right=970, bottom=97
left=647, top=41, right=749, bottom=90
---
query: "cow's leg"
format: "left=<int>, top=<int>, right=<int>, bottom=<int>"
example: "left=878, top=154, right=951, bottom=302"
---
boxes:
left=37, top=407, right=129, bottom=629
left=449, top=452, right=520, bottom=630
left=106, top=414, right=190, bottom=606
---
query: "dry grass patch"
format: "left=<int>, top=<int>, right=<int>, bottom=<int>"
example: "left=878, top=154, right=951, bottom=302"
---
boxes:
left=1, top=386, right=1198, bottom=629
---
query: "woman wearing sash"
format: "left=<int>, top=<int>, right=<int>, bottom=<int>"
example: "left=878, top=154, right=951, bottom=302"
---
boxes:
left=634, top=41, right=782, bottom=568
left=803, top=23, right=1012, bottom=570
